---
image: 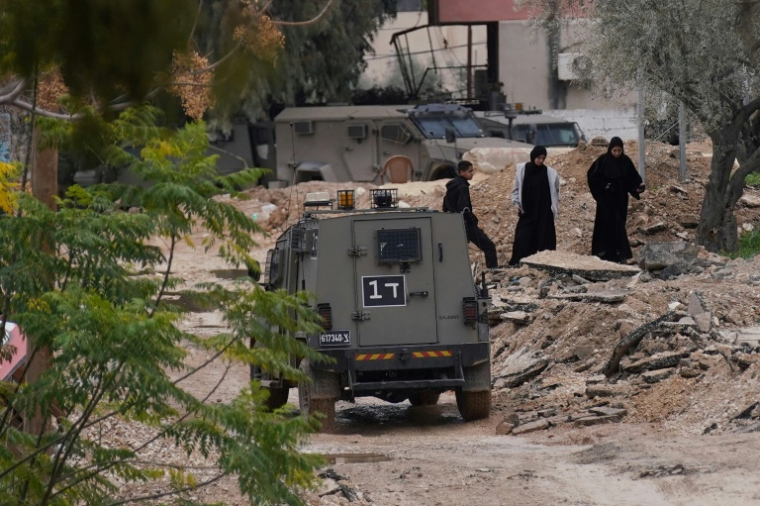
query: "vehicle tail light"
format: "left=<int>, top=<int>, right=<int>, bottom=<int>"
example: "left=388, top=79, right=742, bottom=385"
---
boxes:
left=462, top=297, right=478, bottom=324
left=317, top=303, right=332, bottom=330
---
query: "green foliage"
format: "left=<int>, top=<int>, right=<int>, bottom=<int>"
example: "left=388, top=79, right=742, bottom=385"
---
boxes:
left=735, top=229, right=760, bottom=259
left=0, top=0, right=196, bottom=101
left=0, top=111, right=323, bottom=505
left=746, top=172, right=760, bottom=187
left=200, top=0, right=397, bottom=123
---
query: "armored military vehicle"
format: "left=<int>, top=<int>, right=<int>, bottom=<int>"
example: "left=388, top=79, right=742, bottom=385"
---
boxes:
left=273, top=103, right=533, bottom=186
left=254, top=189, right=492, bottom=430
left=475, top=109, right=586, bottom=150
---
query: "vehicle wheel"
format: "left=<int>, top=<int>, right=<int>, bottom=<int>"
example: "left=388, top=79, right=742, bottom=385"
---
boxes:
left=298, top=359, right=337, bottom=433
left=408, top=390, right=441, bottom=406
left=265, top=385, right=290, bottom=410
left=455, top=390, right=491, bottom=421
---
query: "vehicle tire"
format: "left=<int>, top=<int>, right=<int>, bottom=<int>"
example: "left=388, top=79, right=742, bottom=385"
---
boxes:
left=408, top=390, right=441, bottom=406
left=298, top=359, right=337, bottom=433
left=429, top=165, right=456, bottom=180
left=265, top=385, right=290, bottom=410
left=455, top=390, right=491, bottom=421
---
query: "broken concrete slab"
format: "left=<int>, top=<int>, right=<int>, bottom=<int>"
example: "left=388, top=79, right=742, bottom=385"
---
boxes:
left=642, top=368, right=675, bottom=383
left=623, top=351, right=682, bottom=373
left=519, top=250, right=640, bottom=281
left=499, top=359, right=549, bottom=388
left=501, top=311, right=533, bottom=324
left=573, top=414, right=624, bottom=427
left=548, top=290, right=628, bottom=303
left=496, top=413, right=520, bottom=435
left=688, top=292, right=707, bottom=315
left=739, top=193, right=760, bottom=208
left=735, top=326, right=760, bottom=347
left=589, top=406, right=627, bottom=417
left=642, top=222, right=668, bottom=235
left=693, top=313, right=712, bottom=333
left=638, top=242, right=700, bottom=271
left=511, top=419, right=549, bottom=435
left=586, top=383, right=631, bottom=398
left=679, top=367, right=702, bottom=378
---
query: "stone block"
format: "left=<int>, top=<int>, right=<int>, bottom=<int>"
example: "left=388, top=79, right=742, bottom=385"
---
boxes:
left=638, top=242, right=700, bottom=271
left=511, top=419, right=550, bottom=435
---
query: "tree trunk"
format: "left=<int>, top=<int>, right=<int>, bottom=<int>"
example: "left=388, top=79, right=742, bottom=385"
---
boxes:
left=696, top=133, right=738, bottom=253
left=24, top=126, right=57, bottom=436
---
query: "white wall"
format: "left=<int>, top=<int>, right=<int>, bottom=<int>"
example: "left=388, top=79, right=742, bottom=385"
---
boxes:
left=547, top=108, right=639, bottom=141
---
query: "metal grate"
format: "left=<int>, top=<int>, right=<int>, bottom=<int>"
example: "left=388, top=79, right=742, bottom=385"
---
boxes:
left=376, top=228, right=422, bottom=264
left=370, top=188, right=398, bottom=209
left=380, top=123, right=412, bottom=144
left=347, top=124, right=368, bottom=139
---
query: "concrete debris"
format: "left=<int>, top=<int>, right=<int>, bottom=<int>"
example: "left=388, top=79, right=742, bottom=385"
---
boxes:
left=643, top=222, right=668, bottom=235
left=637, top=242, right=700, bottom=271
left=585, top=383, right=632, bottom=399
left=589, top=406, right=627, bottom=417
left=573, top=414, right=624, bottom=427
left=520, top=250, right=640, bottom=281
left=511, top=419, right=550, bottom=435
left=739, top=193, right=760, bottom=207
left=548, top=290, right=628, bottom=303
left=497, top=359, right=549, bottom=388
left=501, top=311, right=533, bottom=324
left=641, top=368, right=675, bottom=383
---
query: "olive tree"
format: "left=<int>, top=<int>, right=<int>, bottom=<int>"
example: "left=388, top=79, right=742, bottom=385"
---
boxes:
left=534, top=0, right=760, bottom=252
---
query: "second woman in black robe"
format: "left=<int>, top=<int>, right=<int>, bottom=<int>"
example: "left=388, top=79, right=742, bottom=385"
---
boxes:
left=587, top=137, right=644, bottom=263
left=509, top=146, right=560, bottom=265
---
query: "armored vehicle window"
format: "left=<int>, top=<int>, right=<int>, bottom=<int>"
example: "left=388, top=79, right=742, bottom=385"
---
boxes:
left=266, top=248, right=282, bottom=283
left=376, top=228, right=422, bottom=264
left=380, top=124, right=413, bottom=145
left=514, top=123, right=582, bottom=147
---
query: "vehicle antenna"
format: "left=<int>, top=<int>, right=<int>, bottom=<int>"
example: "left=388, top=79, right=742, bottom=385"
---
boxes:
left=285, top=121, right=300, bottom=228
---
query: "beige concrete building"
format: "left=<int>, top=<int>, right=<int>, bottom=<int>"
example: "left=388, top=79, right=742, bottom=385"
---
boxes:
left=361, top=0, right=638, bottom=140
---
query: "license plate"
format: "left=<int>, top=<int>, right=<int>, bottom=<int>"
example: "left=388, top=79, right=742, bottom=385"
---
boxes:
left=319, top=330, right=351, bottom=347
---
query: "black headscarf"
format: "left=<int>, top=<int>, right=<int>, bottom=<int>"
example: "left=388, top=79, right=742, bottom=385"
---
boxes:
left=608, top=136, right=624, bottom=154
left=530, top=145, right=548, bottom=163
left=599, top=137, right=629, bottom=179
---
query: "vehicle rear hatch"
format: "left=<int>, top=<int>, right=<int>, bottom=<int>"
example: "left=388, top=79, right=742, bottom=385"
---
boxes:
left=351, top=216, right=437, bottom=347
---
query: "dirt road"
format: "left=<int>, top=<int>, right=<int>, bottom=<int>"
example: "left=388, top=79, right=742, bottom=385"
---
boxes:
left=304, top=395, right=760, bottom=506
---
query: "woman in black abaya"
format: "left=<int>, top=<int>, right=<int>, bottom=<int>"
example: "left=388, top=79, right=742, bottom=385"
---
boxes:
left=509, top=146, right=560, bottom=265
left=587, top=137, right=644, bottom=263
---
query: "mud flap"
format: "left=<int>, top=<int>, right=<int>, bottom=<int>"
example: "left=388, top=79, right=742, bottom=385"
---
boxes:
left=310, top=363, right=341, bottom=399
left=461, top=360, right=491, bottom=392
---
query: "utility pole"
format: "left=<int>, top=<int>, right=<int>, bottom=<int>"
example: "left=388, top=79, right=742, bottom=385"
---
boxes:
left=637, top=68, right=646, bottom=182
left=466, top=25, right=473, bottom=99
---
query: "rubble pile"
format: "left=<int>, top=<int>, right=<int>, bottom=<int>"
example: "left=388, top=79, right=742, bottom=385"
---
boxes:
left=485, top=249, right=760, bottom=437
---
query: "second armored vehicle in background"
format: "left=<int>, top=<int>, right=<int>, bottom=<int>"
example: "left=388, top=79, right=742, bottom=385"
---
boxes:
left=273, top=103, right=533, bottom=186
left=475, top=110, right=585, bottom=150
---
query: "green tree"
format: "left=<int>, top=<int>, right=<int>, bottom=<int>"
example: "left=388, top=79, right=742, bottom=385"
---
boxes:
left=0, top=112, right=327, bottom=505
left=533, top=0, right=760, bottom=252
left=199, top=0, right=397, bottom=124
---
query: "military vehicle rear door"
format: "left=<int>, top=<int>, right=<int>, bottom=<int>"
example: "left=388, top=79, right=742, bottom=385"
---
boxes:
left=351, top=217, right=437, bottom=347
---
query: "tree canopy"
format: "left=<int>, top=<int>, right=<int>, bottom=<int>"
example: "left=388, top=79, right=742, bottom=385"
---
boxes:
left=200, top=0, right=397, bottom=125
left=533, top=0, right=760, bottom=252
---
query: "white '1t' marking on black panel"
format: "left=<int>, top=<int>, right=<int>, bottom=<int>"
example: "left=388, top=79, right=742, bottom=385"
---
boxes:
left=361, top=275, right=406, bottom=307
